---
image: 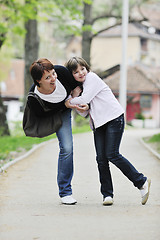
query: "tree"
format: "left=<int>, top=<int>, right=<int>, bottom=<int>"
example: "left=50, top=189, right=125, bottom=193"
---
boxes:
left=45, top=0, right=156, bottom=66
left=0, top=92, right=10, bottom=136
left=0, top=0, right=40, bottom=135
left=81, top=0, right=152, bottom=65
left=24, top=19, right=39, bottom=98
left=24, top=0, right=40, bottom=98
left=82, top=3, right=93, bottom=65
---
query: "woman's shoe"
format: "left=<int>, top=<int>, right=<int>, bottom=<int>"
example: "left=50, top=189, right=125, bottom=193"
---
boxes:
left=61, top=195, right=77, bottom=205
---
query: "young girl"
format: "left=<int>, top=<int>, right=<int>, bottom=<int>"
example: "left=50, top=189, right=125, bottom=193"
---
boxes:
left=65, top=57, right=151, bottom=206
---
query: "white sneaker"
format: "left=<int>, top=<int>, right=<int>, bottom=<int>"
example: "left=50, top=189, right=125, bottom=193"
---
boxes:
left=140, top=179, right=151, bottom=205
left=103, top=196, right=114, bottom=206
left=61, top=195, right=77, bottom=205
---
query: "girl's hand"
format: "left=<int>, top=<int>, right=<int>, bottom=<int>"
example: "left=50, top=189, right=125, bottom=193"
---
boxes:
left=71, top=86, right=82, bottom=98
left=75, top=104, right=89, bottom=113
left=65, top=99, right=89, bottom=113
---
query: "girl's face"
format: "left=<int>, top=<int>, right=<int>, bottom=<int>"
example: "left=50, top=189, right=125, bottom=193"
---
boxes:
left=38, top=69, right=57, bottom=94
left=72, top=64, right=88, bottom=83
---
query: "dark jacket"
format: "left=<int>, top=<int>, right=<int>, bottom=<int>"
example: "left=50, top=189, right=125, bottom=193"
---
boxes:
left=27, top=65, right=79, bottom=117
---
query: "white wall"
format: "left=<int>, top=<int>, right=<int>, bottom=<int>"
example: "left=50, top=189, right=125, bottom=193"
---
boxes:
left=4, top=100, right=23, bottom=130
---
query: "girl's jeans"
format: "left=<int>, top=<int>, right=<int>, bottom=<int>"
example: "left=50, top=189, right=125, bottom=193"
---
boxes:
left=56, top=109, right=73, bottom=197
left=93, top=114, right=147, bottom=198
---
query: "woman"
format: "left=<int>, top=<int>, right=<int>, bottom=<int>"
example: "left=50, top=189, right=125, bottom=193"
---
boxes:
left=28, top=58, right=88, bottom=205
left=65, top=57, right=151, bottom=206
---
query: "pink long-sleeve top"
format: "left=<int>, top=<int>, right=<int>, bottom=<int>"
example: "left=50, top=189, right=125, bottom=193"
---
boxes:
left=70, top=72, right=124, bottom=129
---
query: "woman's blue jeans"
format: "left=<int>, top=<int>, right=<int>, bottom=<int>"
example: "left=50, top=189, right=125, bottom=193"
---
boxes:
left=56, top=109, right=73, bottom=197
left=93, top=114, right=146, bottom=198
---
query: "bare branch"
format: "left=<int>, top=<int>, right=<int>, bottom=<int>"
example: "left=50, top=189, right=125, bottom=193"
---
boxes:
left=91, top=0, right=149, bottom=26
left=91, top=21, right=122, bottom=39
left=91, top=14, right=122, bottom=25
left=91, top=16, right=148, bottom=39
left=128, top=16, right=148, bottom=23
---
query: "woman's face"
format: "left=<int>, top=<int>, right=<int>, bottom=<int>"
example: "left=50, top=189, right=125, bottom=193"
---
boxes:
left=38, top=69, right=57, bottom=94
left=72, top=64, right=88, bottom=83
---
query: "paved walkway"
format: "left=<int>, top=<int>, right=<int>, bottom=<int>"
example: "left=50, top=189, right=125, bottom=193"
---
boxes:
left=0, top=128, right=160, bottom=240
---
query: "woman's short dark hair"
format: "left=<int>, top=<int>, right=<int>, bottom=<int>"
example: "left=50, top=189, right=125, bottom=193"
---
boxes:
left=30, top=58, right=54, bottom=87
left=65, top=57, right=90, bottom=73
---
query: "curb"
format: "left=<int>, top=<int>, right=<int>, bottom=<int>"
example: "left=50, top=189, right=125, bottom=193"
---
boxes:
left=0, top=138, right=55, bottom=174
left=140, top=138, right=160, bottom=160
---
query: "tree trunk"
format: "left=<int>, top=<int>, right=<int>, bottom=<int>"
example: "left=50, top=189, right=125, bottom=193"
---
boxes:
left=24, top=19, right=39, bottom=100
left=0, top=34, right=5, bottom=49
left=0, top=33, right=10, bottom=136
left=0, top=95, right=10, bottom=136
left=82, top=3, right=93, bottom=66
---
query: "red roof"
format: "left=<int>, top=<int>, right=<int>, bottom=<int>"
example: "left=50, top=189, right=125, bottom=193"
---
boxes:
left=103, top=64, right=160, bottom=94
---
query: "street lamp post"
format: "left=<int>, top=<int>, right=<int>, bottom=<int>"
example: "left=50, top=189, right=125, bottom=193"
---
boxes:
left=119, top=0, right=129, bottom=112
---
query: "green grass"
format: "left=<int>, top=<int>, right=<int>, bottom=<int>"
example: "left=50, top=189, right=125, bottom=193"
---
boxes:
left=0, top=124, right=91, bottom=162
left=147, top=133, right=160, bottom=143
left=144, top=133, right=160, bottom=154
left=72, top=124, right=91, bottom=134
left=0, top=134, right=55, bottom=160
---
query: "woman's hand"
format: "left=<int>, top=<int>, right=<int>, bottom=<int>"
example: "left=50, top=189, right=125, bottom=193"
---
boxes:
left=71, top=86, right=82, bottom=98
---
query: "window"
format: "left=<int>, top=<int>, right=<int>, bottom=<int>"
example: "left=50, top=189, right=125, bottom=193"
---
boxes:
left=140, top=38, right=148, bottom=52
left=10, top=69, right=15, bottom=80
left=0, top=81, right=7, bottom=92
left=140, top=95, right=152, bottom=108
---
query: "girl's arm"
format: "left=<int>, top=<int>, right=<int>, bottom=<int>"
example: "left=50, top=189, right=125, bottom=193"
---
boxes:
left=70, top=72, right=104, bottom=105
left=65, top=85, right=89, bottom=114
left=65, top=98, right=89, bottom=114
